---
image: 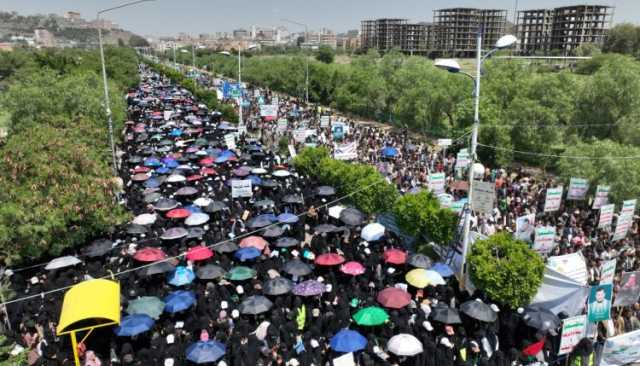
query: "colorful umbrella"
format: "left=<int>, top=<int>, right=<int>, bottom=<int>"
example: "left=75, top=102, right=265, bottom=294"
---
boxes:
left=424, top=270, right=446, bottom=286
left=340, top=261, right=365, bottom=276
left=134, top=247, right=167, bottom=262
left=405, top=268, right=430, bottom=288
left=352, top=306, right=389, bottom=326
left=186, top=246, right=214, bottom=261
left=168, top=266, right=196, bottom=286
left=293, top=280, right=326, bottom=297
left=330, top=329, right=367, bottom=353
left=226, top=266, right=257, bottom=281
left=315, top=253, right=345, bottom=266
left=114, top=314, right=155, bottom=337
left=383, top=249, right=407, bottom=265
left=186, top=340, right=226, bottom=364
left=164, top=290, right=196, bottom=313
left=126, top=297, right=165, bottom=320
left=166, top=208, right=191, bottom=219
left=377, top=287, right=411, bottom=309
left=234, top=247, right=261, bottom=262
left=239, top=236, right=269, bottom=250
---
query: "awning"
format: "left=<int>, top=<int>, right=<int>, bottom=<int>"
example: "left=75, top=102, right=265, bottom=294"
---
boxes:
left=57, top=279, right=121, bottom=335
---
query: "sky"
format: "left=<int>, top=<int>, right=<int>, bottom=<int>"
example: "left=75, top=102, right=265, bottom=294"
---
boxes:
left=1, top=0, right=636, bottom=36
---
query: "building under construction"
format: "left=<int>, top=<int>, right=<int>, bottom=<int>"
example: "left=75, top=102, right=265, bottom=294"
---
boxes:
left=360, top=18, right=431, bottom=55
left=517, top=5, right=613, bottom=55
left=432, top=8, right=507, bottom=57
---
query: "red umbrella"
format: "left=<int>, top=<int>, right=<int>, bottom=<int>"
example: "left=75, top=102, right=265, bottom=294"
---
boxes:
left=200, top=157, right=215, bottom=167
left=187, top=175, right=203, bottom=182
left=134, top=247, right=167, bottom=262
left=315, top=253, right=345, bottom=266
left=186, top=246, right=214, bottom=261
left=166, top=208, right=191, bottom=219
left=200, top=167, right=217, bottom=176
left=383, top=249, right=407, bottom=265
left=133, top=166, right=151, bottom=174
left=340, top=261, right=365, bottom=276
left=377, top=287, right=411, bottom=309
left=239, top=236, right=269, bottom=250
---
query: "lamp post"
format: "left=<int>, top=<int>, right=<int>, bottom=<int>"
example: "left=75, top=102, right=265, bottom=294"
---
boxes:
left=98, top=0, right=154, bottom=177
left=220, top=44, right=257, bottom=126
left=281, top=18, right=309, bottom=104
left=435, top=32, right=517, bottom=289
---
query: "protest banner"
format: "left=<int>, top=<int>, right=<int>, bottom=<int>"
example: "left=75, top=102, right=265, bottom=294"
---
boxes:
left=471, top=180, right=495, bottom=215
left=515, top=214, right=535, bottom=243
left=276, top=119, right=288, bottom=133
left=613, top=272, right=640, bottom=307
left=320, top=116, right=330, bottom=128
left=587, top=283, right=612, bottom=322
left=599, top=204, right=615, bottom=228
left=621, top=199, right=637, bottom=219
left=456, top=149, right=470, bottom=169
left=544, top=186, right=563, bottom=212
left=600, top=259, right=617, bottom=285
left=259, top=104, right=278, bottom=118
left=601, top=329, right=640, bottom=366
left=437, top=138, right=452, bottom=147
left=438, top=193, right=453, bottom=209
left=428, top=172, right=446, bottom=195
left=613, top=215, right=632, bottom=242
left=558, top=315, right=587, bottom=355
left=592, top=185, right=610, bottom=209
left=567, top=178, right=589, bottom=200
left=231, top=179, right=252, bottom=198
left=293, top=129, right=308, bottom=143
left=224, top=133, right=236, bottom=150
left=547, top=252, right=589, bottom=285
left=333, top=141, right=358, bottom=161
left=533, top=226, right=556, bottom=255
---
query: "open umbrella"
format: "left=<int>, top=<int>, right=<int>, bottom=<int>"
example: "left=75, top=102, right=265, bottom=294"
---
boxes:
left=213, top=241, right=238, bottom=253
left=143, top=192, right=162, bottom=203
left=137, top=261, right=175, bottom=277
left=275, top=237, right=299, bottom=248
left=430, top=305, right=462, bottom=324
left=239, top=236, right=269, bottom=250
left=328, top=205, right=345, bottom=219
left=377, top=287, right=411, bottom=309
left=381, top=146, right=399, bottom=158
left=339, top=208, right=364, bottom=226
left=175, top=186, right=199, bottom=196
left=283, top=259, right=313, bottom=277
left=360, top=223, right=385, bottom=241
left=424, top=270, right=446, bottom=286
left=114, top=314, right=155, bottom=337
left=166, top=208, right=191, bottom=219
left=168, top=266, right=196, bottom=286
left=431, top=262, right=455, bottom=277
left=161, top=227, right=188, bottom=240
left=405, top=268, right=430, bottom=288
left=83, top=239, right=113, bottom=258
left=186, top=246, right=214, bottom=261
left=314, top=224, right=338, bottom=234
left=226, top=266, right=257, bottom=281
left=239, top=295, right=273, bottom=315
left=316, top=186, right=336, bottom=196
left=330, top=329, right=367, bottom=353
left=164, top=290, right=196, bottom=313
left=133, top=213, right=157, bottom=226
left=154, top=198, right=179, bottom=211
left=185, top=213, right=210, bottom=226
left=247, top=215, right=276, bottom=229
left=293, top=280, right=326, bottom=297
left=408, top=254, right=432, bottom=269
left=272, top=170, right=290, bottom=177
left=387, top=334, right=423, bottom=356
left=253, top=199, right=275, bottom=208
left=282, top=194, right=304, bottom=204
left=277, top=213, right=299, bottom=224
left=383, top=249, right=407, bottom=265
left=262, top=226, right=284, bottom=238
left=126, top=224, right=148, bottom=235
left=461, top=299, right=498, bottom=323
left=203, top=201, right=227, bottom=213
left=263, top=277, right=294, bottom=296
left=196, top=264, right=226, bottom=280
left=45, top=256, right=82, bottom=270
left=193, top=197, right=212, bottom=207
left=315, top=253, right=345, bottom=266
left=126, top=297, right=165, bottom=319
left=134, top=247, right=167, bottom=262
left=235, top=247, right=261, bottom=262
left=340, top=261, right=365, bottom=276
left=523, top=307, right=561, bottom=332
left=186, top=340, right=226, bottom=364
left=353, top=306, right=389, bottom=326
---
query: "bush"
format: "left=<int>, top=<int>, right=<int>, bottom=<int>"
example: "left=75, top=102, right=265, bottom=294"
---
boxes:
left=393, top=191, right=458, bottom=246
left=316, top=45, right=335, bottom=64
left=468, top=233, right=544, bottom=309
left=293, top=146, right=331, bottom=177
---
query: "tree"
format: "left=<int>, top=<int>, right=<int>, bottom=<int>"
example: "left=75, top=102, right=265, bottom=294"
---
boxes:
left=393, top=191, right=459, bottom=246
left=315, top=45, right=335, bottom=64
left=468, top=233, right=544, bottom=309
left=129, top=34, right=150, bottom=47
left=603, top=23, right=640, bottom=57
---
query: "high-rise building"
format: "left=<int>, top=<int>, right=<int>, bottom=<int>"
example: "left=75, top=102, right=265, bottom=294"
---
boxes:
left=432, top=8, right=507, bottom=57
left=360, top=18, right=429, bottom=55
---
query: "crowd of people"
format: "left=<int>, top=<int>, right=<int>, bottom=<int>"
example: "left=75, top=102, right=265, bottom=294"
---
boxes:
left=1, top=63, right=639, bottom=366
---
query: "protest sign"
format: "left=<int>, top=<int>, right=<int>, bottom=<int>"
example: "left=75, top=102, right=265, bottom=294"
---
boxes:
left=224, top=133, right=236, bottom=150
left=592, top=185, right=610, bottom=209
left=456, top=149, right=470, bottom=169
left=544, top=186, right=563, bottom=212
left=438, top=193, right=453, bottom=209
left=293, top=129, right=308, bottom=143
left=333, top=141, right=358, bottom=161
left=547, top=252, right=588, bottom=285
left=567, top=178, right=589, bottom=200
left=450, top=199, right=467, bottom=214
left=437, top=138, right=452, bottom=147
left=288, top=144, right=297, bottom=158
left=515, top=214, right=535, bottom=243
left=276, top=119, right=288, bottom=133
left=163, top=110, right=173, bottom=121
left=231, top=179, right=252, bottom=198
left=558, top=315, right=587, bottom=355
left=533, top=226, right=556, bottom=255
left=428, top=173, right=446, bottom=195
left=471, top=180, right=495, bottom=215
left=613, top=215, right=632, bottom=242
left=599, top=204, right=615, bottom=228
left=613, top=272, right=640, bottom=307
left=601, top=329, right=640, bottom=366
left=587, top=283, right=612, bottom=322
left=600, top=259, right=617, bottom=285
left=259, top=104, right=278, bottom=118
left=332, top=352, right=355, bottom=366
left=320, top=116, right=330, bottom=128
left=621, top=199, right=637, bottom=219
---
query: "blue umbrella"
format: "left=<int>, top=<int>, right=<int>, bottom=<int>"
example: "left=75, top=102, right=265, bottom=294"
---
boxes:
left=431, top=262, right=455, bottom=277
left=168, top=266, right=196, bottom=286
left=144, top=178, right=161, bottom=188
left=155, top=166, right=171, bottom=175
left=247, top=175, right=262, bottom=186
left=247, top=214, right=276, bottom=229
left=330, top=329, right=367, bottom=353
left=219, top=150, right=235, bottom=159
left=277, top=213, right=299, bottom=224
left=114, top=314, right=155, bottom=337
left=161, top=157, right=176, bottom=165
left=164, top=290, right=196, bottom=313
left=144, top=158, right=162, bottom=167
left=184, top=205, right=203, bottom=214
left=186, top=340, right=226, bottom=363
left=381, top=146, right=398, bottom=158
left=206, top=147, right=222, bottom=156
left=170, top=128, right=183, bottom=137
left=234, top=247, right=261, bottom=262
left=164, top=160, right=179, bottom=169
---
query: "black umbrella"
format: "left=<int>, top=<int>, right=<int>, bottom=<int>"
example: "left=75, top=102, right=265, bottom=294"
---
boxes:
left=203, top=201, right=228, bottom=213
left=316, top=186, right=336, bottom=196
left=339, top=208, right=365, bottom=226
left=84, top=239, right=113, bottom=258
left=314, top=224, right=339, bottom=234
left=283, top=259, right=313, bottom=277
left=523, top=307, right=561, bottom=333
left=247, top=216, right=275, bottom=229
left=127, top=224, right=148, bottom=235
left=460, top=300, right=497, bottom=323
left=276, top=237, right=299, bottom=248
left=408, top=254, right=432, bottom=269
left=253, top=199, right=275, bottom=208
left=187, top=227, right=205, bottom=239
left=144, top=192, right=163, bottom=204
left=137, top=261, right=175, bottom=277
left=262, top=226, right=284, bottom=238
left=213, top=241, right=238, bottom=254
left=261, top=179, right=278, bottom=188
left=282, top=194, right=304, bottom=204
left=239, top=295, right=273, bottom=315
left=430, top=305, right=462, bottom=324
left=175, top=186, right=199, bottom=196
left=154, top=198, right=179, bottom=211
left=196, top=264, right=226, bottom=280
left=263, top=277, right=294, bottom=295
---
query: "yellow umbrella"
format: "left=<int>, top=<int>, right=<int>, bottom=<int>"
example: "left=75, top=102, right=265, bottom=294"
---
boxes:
left=405, top=268, right=430, bottom=288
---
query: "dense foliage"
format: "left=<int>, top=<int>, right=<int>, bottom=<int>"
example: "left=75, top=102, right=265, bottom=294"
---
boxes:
left=315, top=45, right=335, bottom=64
left=393, top=191, right=459, bottom=246
left=468, top=233, right=545, bottom=309
left=603, top=23, right=640, bottom=58
left=0, top=47, right=137, bottom=264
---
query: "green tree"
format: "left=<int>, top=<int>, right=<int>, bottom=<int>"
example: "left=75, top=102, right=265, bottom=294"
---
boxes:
left=315, top=45, right=335, bottom=64
left=468, top=233, right=544, bottom=309
left=603, top=23, right=640, bottom=57
left=393, top=191, right=458, bottom=246
left=129, top=34, right=150, bottom=47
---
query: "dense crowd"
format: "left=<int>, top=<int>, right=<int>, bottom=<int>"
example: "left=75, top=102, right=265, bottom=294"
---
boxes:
left=1, top=64, right=640, bottom=366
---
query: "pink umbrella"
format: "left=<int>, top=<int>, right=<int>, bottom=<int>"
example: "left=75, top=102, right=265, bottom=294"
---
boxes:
left=315, top=253, right=346, bottom=266
left=383, top=248, right=407, bottom=265
left=340, top=261, right=366, bottom=276
left=239, top=236, right=269, bottom=250
left=377, top=287, right=411, bottom=309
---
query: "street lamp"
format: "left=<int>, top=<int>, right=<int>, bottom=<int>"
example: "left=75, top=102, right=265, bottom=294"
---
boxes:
left=281, top=18, right=309, bottom=104
left=435, top=32, right=517, bottom=289
left=97, top=0, right=154, bottom=177
left=219, top=44, right=257, bottom=126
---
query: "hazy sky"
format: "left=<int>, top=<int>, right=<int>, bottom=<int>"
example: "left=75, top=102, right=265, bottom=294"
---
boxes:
left=1, top=0, right=635, bottom=36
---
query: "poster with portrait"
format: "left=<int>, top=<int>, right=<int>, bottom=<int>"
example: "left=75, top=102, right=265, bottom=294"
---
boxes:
left=613, top=272, right=640, bottom=307
left=515, top=214, right=536, bottom=243
left=587, top=284, right=613, bottom=323
left=567, top=178, right=589, bottom=201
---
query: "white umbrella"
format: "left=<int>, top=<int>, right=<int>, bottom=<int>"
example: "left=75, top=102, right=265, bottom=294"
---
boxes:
left=166, top=174, right=186, bottom=183
left=185, top=213, right=210, bottom=226
left=387, top=334, right=423, bottom=356
left=272, top=170, right=290, bottom=177
left=253, top=321, right=271, bottom=341
left=425, top=270, right=446, bottom=286
left=328, top=205, right=345, bottom=219
left=361, top=223, right=385, bottom=241
left=251, top=168, right=267, bottom=175
left=193, top=197, right=212, bottom=207
left=45, top=256, right=82, bottom=271
left=132, top=213, right=157, bottom=226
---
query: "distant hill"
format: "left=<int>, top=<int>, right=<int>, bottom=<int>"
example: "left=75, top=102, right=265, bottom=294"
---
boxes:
left=0, top=11, right=148, bottom=48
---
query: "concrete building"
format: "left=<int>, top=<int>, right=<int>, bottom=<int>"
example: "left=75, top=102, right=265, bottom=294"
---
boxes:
left=34, top=28, right=56, bottom=48
left=233, top=29, right=250, bottom=39
left=63, top=11, right=82, bottom=22
left=360, top=18, right=430, bottom=55
left=432, top=8, right=507, bottom=57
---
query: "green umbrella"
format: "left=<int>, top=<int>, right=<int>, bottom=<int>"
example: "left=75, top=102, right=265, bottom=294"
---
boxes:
left=226, top=266, right=257, bottom=281
left=353, top=306, right=389, bottom=326
left=126, top=296, right=165, bottom=320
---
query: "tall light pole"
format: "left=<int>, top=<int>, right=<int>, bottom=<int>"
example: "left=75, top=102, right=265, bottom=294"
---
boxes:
left=220, top=44, right=257, bottom=126
left=281, top=18, right=309, bottom=104
left=98, top=0, right=155, bottom=177
left=435, top=32, right=517, bottom=289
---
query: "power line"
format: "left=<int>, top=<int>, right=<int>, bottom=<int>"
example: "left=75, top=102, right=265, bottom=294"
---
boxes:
left=489, top=122, right=623, bottom=129
left=477, top=143, right=640, bottom=160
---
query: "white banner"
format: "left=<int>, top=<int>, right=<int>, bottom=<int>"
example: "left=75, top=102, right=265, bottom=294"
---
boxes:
left=547, top=252, right=589, bottom=285
left=276, top=119, right=288, bottom=133
left=428, top=172, right=446, bottom=195
left=592, top=185, right=610, bottom=209
left=320, top=116, right=330, bottom=128
left=533, top=226, right=556, bottom=255
left=599, top=204, right=615, bottom=228
left=231, top=179, right=252, bottom=198
left=600, top=259, right=617, bottom=285
left=456, top=149, right=470, bottom=169
left=333, top=141, right=358, bottom=161
left=544, top=186, right=563, bottom=212
left=163, top=110, right=173, bottom=121
left=293, top=129, right=308, bottom=143
left=613, top=215, right=632, bottom=242
left=515, top=214, right=535, bottom=243
left=621, top=199, right=636, bottom=219
left=558, top=315, right=587, bottom=356
left=437, top=138, right=452, bottom=147
left=601, top=330, right=640, bottom=366
left=224, top=133, right=236, bottom=150
left=259, top=104, right=278, bottom=118
left=471, top=180, right=495, bottom=215
left=567, top=178, right=589, bottom=200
